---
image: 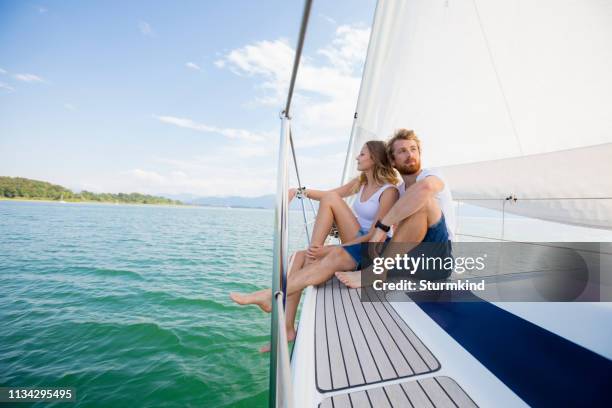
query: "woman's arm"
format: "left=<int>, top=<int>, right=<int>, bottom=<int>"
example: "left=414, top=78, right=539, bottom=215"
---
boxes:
left=289, top=177, right=360, bottom=202
left=342, top=187, right=399, bottom=245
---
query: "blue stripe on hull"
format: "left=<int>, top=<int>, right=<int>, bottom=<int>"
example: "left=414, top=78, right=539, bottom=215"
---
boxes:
left=412, top=291, right=612, bottom=407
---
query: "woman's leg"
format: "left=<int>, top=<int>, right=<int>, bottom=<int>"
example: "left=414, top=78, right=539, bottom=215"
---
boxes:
left=310, top=192, right=361, bottom=246
left=229, top=288, right=271, bottom=312
left=229, top=250, right=307, bottom=322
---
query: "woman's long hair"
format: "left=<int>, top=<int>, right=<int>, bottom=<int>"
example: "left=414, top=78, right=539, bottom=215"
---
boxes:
left=355, top=140, right=400, bottom=191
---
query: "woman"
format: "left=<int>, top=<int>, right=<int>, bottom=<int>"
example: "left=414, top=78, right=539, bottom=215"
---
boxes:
left=230, top=140, right=399, bottom=351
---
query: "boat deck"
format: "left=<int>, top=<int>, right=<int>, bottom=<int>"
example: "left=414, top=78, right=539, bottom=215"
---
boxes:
left=318, top=376, right=477, bottom=408
left=313, top=278, right=479, bottom=407
left=292, top=274, right=534, bottom=407
left=315, top=279, right=439, bottom=392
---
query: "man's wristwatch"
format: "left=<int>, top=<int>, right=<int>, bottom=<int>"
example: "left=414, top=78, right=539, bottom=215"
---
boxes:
left=375, top=220, right=391, bottom=232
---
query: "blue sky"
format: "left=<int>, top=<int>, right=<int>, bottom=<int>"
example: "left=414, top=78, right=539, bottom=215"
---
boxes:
left=0, top=0, right=375, bottom=197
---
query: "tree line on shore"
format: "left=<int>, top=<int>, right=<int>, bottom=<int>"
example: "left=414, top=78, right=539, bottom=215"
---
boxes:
left=0, top=177, right=182, bottom=205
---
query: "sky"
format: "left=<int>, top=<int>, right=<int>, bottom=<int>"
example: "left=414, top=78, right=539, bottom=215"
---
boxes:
left=0, top=0, right=376, bottom=197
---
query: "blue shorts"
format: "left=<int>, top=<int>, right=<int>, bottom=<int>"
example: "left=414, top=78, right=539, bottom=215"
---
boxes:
left=388, top=214, right=453, bottom=280
left=342, top=228, right=390, bottom=270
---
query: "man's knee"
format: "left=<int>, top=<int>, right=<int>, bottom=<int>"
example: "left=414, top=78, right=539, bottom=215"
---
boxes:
left=397, top=206, right=428, bottom=228
left=394, top=207, right=428, bottom=242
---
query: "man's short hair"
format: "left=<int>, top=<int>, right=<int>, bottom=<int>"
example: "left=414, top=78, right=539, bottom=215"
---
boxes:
left=387, top=129, right=421, bottom=160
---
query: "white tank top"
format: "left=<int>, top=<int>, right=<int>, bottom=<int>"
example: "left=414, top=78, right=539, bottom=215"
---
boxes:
left=352, top=183, right=396, bottom=232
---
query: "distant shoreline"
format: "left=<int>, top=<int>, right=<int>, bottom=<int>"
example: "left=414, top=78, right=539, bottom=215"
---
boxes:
left=0, top=197, right=195, bottom=207
left=0, top=198, right=281, bottom=210
left=1, top=197, right=314, bottom=211
left=1, top=177, right=183, bottom=206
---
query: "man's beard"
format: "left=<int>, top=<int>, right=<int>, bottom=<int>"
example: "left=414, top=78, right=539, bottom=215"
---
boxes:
left=396, top=159, right=421, bottom=175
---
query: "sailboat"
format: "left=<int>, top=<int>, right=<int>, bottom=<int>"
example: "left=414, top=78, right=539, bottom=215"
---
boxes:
left=268, top=1, right=612, bottom=407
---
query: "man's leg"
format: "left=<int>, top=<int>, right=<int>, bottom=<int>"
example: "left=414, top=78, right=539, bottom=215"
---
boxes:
left=336, top=201, right=434, bottom=288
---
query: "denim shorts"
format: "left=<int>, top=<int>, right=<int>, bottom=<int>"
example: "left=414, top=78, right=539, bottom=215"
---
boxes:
left=342, top=228, right=390, bottom=270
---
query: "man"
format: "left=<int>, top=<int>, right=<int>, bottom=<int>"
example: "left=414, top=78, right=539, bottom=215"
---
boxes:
left=231, top=129, right=455, bottom=316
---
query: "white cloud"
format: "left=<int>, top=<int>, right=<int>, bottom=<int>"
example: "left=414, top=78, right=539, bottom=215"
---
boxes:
left=0, top=82, right=14, bottom=92
left=216, top=38, right=293, bottom=105
left=13, top=73, right=45, bottom=83
left=170, top=170, right=187, bottom=178
left=319, top=13, right=337, bottom=25
left=214, top=25, right=370, bottom=135
left=294, top=151, right=348, bottom=187
left=37, top=6, right=48, bottom=13
left=128, top=169, right=166, bottom=184
left=119, top=143, right=344, bottom=197
left=185, top=62, right=202, bottom=71
left=318, top=24, right=371, bottom=74
left=0, top=68, right=6, bottom=74
left=64, top=103, right=77, bottom=110
left=123, top=154, right=276, bottom=197
left=138, top=21, right=154, bottom=37
left=154, top=115, right=269, bottom=142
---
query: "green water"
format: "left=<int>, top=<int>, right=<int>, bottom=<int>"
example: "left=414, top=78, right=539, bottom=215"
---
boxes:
left=0, top=201, right=308, bottom=407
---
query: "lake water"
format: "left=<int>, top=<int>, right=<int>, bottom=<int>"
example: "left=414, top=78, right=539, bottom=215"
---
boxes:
left=0, top=201, right=309, bottom=407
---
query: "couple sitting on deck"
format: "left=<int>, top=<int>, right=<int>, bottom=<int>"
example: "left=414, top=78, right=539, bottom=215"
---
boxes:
left=230, top=129, right=455, bottom=351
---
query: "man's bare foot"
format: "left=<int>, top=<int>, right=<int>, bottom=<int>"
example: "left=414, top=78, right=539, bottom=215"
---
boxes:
left=335, top=270, right=365, bottom=289
left=229, top=289, right=272, bottom=313
left=259, top=328, right=297, bottom=353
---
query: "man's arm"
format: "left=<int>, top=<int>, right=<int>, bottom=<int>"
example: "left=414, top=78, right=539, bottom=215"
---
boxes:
left=380, top=175, right=444, bottom=227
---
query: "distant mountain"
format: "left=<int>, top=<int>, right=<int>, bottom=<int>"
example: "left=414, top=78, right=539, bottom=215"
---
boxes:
left=187, top=194, right=318, bottom=210
left=161, top=193, right=204, bottom=203
left=189, top=195, right=273, bottom=208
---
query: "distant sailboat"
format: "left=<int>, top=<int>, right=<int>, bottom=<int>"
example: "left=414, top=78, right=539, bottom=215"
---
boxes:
left=59, top=193, right=66, bottom=203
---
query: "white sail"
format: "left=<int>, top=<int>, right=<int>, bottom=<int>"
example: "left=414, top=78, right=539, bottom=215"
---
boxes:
left=343, top=0, right=612, bottom=229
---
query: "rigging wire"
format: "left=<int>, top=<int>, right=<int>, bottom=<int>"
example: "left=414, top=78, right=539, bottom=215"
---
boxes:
left=289, top=130, right=310, bottom=244
left=472, top=0, right=524, bottom=155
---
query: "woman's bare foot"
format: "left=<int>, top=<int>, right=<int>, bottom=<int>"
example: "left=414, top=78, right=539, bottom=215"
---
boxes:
left=259, top=328, right=297, bottom=353
left=229, top=289, right=272, bottom=313
left=335, top=270, right=365, bottom=288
